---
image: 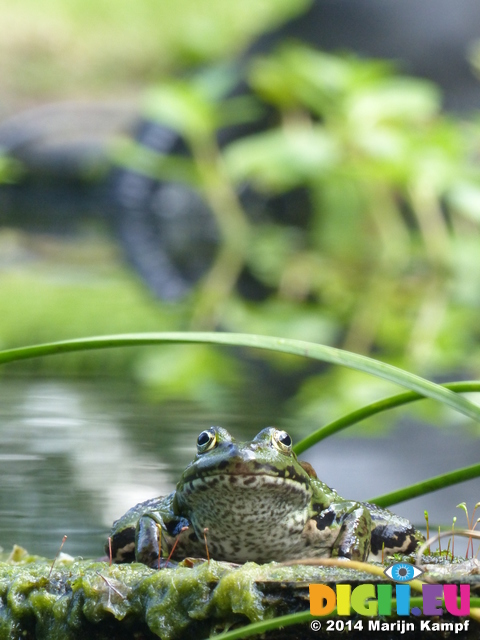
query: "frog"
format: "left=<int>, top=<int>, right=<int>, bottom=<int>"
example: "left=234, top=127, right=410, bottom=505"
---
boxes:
left=107, top=427, right=424, bottom=567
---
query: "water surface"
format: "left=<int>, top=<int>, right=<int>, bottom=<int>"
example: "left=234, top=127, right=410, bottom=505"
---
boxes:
left=0, top=378, right=477, bottom=559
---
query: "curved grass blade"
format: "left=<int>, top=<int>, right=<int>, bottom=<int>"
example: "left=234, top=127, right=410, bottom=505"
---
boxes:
left=207, top=610, right=314, bottom=640
left=207, top=597, right=480, bottom=639
left=370, top=461, right=480, bottom=507
left=294, top=381, right=480, bottom=455
left=294, top=381, right=480, bottom=508
left=0, top=332, right=479, bottom=423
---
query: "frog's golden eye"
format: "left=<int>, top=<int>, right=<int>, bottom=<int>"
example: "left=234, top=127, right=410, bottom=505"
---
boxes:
left=272, top=429, right=292, bottom=453
left=197, top=429, right=217, bottom=454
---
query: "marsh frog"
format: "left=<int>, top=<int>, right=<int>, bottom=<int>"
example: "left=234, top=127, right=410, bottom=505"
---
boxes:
left=108, top=427, right=423, bottom=566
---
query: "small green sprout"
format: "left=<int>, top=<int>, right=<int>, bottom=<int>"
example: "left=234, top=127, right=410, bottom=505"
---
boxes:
left=456, top=502, right=480, bottom=558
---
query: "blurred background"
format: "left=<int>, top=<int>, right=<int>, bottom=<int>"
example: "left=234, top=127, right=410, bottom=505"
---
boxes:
left=0, top=0, right=479, bottom=559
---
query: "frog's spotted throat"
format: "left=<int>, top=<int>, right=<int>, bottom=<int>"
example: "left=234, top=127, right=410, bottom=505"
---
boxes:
left=108, top=427, right=424, bottom=567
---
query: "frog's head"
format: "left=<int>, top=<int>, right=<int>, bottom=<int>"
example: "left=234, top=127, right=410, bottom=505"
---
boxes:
left=178, top=426, right=313, bottom=488
left=174, top=427, right=315, bottom=559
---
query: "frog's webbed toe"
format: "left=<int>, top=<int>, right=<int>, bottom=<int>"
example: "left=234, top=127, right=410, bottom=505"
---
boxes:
left=135, top=515, right=163, bottom=567
left=135, top=513, right=197, bottom=567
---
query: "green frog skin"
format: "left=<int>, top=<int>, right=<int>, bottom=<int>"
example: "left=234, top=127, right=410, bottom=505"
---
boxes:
left=108, top=427, right=424, bottom=567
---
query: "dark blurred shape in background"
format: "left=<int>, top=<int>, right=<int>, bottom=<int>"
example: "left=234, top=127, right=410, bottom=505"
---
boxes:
left=1, top=0, right=480, bottom=300
left=252, top=0, right=480, bottom=112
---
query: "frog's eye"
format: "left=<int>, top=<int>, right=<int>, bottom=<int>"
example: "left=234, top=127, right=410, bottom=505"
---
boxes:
left=197, top=429, right=217, bottom=454
left=272, top=429, right=292, bottom=454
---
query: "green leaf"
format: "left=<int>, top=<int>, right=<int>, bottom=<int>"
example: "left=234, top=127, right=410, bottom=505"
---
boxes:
left=142, top=78, right=262, bottom=143
left=449, top=181, right=480, bottom=223
left=111, top=138, right=200, bottom=185
left=143, top=82, right=216, bottom=140
left=348, top=78, right=440, bottom=126
left=224, top=127, right=338, bottom=190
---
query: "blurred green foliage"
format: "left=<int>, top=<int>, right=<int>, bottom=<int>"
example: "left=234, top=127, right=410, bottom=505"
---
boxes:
left=0, top=0, right=308, bottom=100
left=114, top=43, right=480, bottom=428
left=3, top=30, right=480, bottom=433
left=0, top=154, right=22, bottom=183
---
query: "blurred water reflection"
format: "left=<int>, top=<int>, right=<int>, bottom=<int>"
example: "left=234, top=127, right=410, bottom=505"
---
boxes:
left=0, top=378, right=477, bottom=559
left=0, top=378, right=275, bottom=558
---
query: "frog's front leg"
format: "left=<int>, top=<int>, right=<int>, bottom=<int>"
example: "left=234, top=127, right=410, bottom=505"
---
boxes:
left=308, top=501, right=372, bottom=561
left=135, top=515, right=163, bottom=567
left=135, top=513, right=196, bottom=567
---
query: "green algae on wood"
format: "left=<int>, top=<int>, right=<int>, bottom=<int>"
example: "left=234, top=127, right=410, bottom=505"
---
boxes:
left=0, top=549, right=378, bottom=640
left=1, top=548, right=479, bottom=640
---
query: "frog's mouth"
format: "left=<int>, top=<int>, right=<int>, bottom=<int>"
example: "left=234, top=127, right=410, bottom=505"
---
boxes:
left=180, top=458, right=312, bottom=490
left=177, top=469, right=313, bottom=512
left=186, top=471, right=310, bottom=489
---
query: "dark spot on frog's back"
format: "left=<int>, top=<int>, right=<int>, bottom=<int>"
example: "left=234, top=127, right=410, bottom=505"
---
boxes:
left=313, top=509, right=336, bottom=531
left=109, top=526, right=135, bottom=563
left=165, top=518, right=188, bottom=536
left=371, top=524, right=416, bottom=555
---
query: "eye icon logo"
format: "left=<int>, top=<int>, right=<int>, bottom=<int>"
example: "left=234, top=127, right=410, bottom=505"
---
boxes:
left=384, top=563, right=424, bottom=582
